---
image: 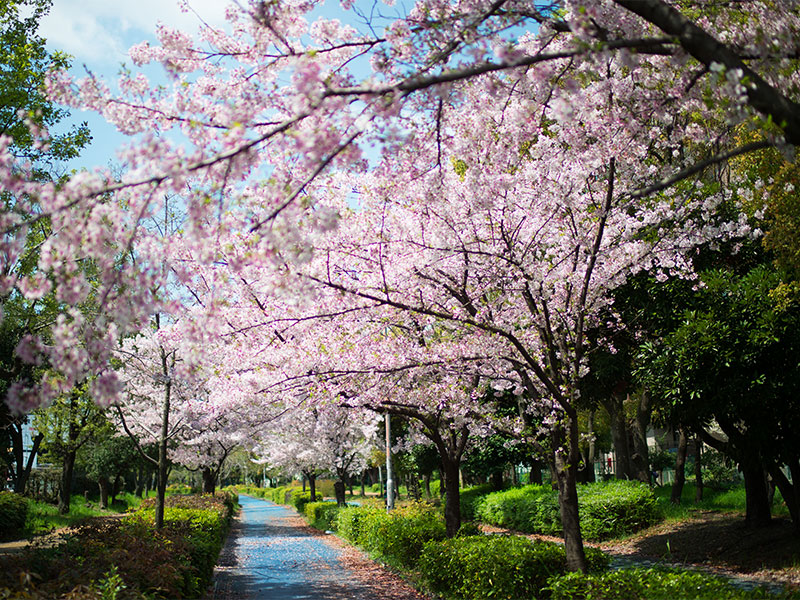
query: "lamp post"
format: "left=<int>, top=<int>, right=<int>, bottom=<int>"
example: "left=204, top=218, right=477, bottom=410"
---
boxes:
left=385, top=412, right=394, bottom=511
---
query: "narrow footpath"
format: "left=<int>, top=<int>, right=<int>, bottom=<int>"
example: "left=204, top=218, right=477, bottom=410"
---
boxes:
left=207, top=495, right=427, bottom=600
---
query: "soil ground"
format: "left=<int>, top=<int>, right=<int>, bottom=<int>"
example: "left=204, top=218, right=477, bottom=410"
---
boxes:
left=600, top=511, right=800, bottom=589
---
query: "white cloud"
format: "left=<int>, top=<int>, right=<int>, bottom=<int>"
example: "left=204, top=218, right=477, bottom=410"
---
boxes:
left=40, top=0, right=232, bottom=68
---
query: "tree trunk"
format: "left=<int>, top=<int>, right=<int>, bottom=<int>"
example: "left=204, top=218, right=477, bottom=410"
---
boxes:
left=742, top=458, right=771, bottom=527
left=59, top=449, right=77, bottom=514
left=10, top=424, right=43, bottom=494
left=769, top=464, right=799, bottom=530
left=360, top=471, right=366, bottom=497
left=670, top=427, right=688, bottom=504
left=306, top=472, right=317, bottom=502
left=631, top=393, right=652, bottom=483
left=202, top=467, right=216, bottom=494
left=155, top=359, right=171, bottom=530
left=790, top=461, right=800, bottom=533
left=553, top=417, right=587, bottom=572
left=441, top=455, right=461, bottom=537
left=604, top=395, right=632, bottom=479
left=491, top=470, right=504, bottom=491
left=422, top=472, right=432, bottom=499
left=111, top=474, right=123, bottom=504
left=694, top=435, right=703, bottom=503
left=334, top=479, right=346, bottom=507
left=584, top=409, right=597, bottom=483
left=529, top=459, right=543, bottom=485
left=98, top=476, right=110, bottom=509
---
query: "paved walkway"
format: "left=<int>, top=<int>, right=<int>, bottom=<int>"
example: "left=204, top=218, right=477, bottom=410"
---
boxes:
left=208, top=495, right=421, bottom=600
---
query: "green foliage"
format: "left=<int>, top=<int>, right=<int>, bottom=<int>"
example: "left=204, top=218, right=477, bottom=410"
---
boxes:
left=701, top=448, right=740, bottom=489
left=288, top=490, right=318, bottom=513
left=476, top=485, right=562, bottom=535
left=578, top=481, right=661, bottom=541
left=0, top=493, right=234, bottom=599
left=23, top=493, right=142, bottom=536
left=336, top=502, right=446, bottom=567
left=546, top=567, right=794, bottom=600
left=476, top=481, right=661, bottom=541
left=459, top=484, right=494, bottom=520
left=304, top=501, right=340, bottom=530
left=0, top=0, right=90, bottom=164
left=418, top=535, right=609, bottom=600
left=335, top=504, right=378, bottom=544
left=0, top=491, right=29, bottom=540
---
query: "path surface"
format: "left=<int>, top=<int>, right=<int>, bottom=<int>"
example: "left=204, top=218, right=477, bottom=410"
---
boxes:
left=207, top=495, right=426, bottom=600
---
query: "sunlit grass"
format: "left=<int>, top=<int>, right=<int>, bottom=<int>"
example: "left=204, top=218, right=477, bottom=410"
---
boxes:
left=24, top=492, right=147, bottom=537
left=654, top=482, right=790, bottom=521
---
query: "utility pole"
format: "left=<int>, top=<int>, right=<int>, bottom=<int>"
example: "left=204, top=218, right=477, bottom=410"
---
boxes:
left=385, top=412, right=394, bottom=511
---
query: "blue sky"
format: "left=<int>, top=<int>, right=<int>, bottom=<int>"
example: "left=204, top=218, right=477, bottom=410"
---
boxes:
left=38, top=0, right=237, bottom=171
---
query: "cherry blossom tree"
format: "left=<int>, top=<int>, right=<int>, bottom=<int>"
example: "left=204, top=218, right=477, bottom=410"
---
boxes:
left=1, top=0, right=799, bottom=570
left=255, top=401, right=379, bottom=505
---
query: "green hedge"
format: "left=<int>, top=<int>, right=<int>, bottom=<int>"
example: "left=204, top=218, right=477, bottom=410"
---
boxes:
left=546, top=567, right=793, bottom=600
left=0, top=491, right=29, bottom=541
left=418, top=534, right=609, bottom=600
left=476, top=485, right=561, bottom=534
left=476, top=481, right=660, bottom=541
left=459, top=484, right=493, bottom=520
left=305, top=501, right=340, bottom=530
left=336, top=502, right=446, bottom=567
left=0, top=493, right=235, bottom=599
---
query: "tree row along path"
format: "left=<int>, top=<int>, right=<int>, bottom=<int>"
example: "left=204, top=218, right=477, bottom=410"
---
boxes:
left=207, top=495, right=428, bottom=600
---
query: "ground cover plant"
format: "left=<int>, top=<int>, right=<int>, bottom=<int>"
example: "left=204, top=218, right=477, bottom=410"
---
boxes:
left=546, top=567, right=799, bottom=600
left=0, top=492, right=236, bottom=599
left=304, top=500, right=340, bottom=531
left=476, top=481, right=660, bottom=541
left=23, top=492, right=144, bottom=537
left=418, top=534, right=610, bottom=600
left=0, top=491, right=29, bottom=541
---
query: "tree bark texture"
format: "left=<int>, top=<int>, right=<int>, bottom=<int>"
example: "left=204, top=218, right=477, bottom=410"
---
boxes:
left=671, top=427, right=688, bottom=504
left=553, top=417, right=587, bottom=572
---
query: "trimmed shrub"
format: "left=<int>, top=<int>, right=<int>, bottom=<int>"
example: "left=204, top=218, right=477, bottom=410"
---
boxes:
left=418, top=534, right=609, bottom=600
left=476, top=481, right=660, bottom=541
left=459, top=484, right=493, bottom=520
left=288, top=490, right=318, bottom=513
left=305, top=501, right=340, bottom=530
left=546, top=567, right=788, bottom=600
left=0, top=493, right=235, bottom=599
left=335, top=505, right=379, bottom=545
left=578, top=481, right=660, bottom=540
left=476, top=485, right=561, bottom=534
left=0, top=491, right=29, bottom=541
left=337, top=502, right=446, bottom=567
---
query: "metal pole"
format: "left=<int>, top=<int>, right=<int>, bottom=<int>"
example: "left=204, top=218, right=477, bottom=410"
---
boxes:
left=385, top=412, right=395, bottom=511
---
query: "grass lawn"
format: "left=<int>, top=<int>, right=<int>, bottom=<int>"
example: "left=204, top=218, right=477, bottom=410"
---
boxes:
left=24, top=492, right=146, bottom=536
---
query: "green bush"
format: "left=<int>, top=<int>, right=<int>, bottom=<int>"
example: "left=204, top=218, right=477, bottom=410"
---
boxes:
left=546, top=567, right=791, bottom=600
left=578, top=481, right=660, bottom=540
left=0, top=493, right=235, bottom=599
left=418, top=534, right=609, bottom=600
left=305, top=501, right=340, bottom=530
left=0, top=491, right=29, bottom=541
left=288, top=490, right=318, bottom=513
left=337, top=502, right=446, bottom=567
left=476, top=481, right=660, bottom=541
left=476, top=485, right=561, bottom=535
left=335, top=505, right=380, bottom=545
left=459, top=484, right=493, bottom=520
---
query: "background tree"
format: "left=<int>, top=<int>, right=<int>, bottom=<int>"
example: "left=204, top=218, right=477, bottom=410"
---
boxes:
left=34, top=383, right=106, bottom=513
left=0, top=0, right=89, bottom=492
left=80, top=427, right=137, bottom=508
